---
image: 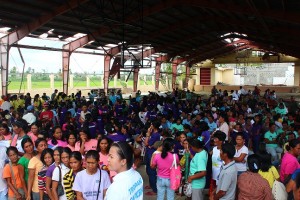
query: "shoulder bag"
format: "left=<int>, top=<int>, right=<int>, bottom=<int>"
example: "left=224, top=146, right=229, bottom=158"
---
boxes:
left=57, top=166, right=64, bottom=196
left=170, top=153, right=182, bottom=190
left=271, top=170, right=288, bottom=200
left=9, top=162, right=25, bottom=199
left=96, top=169, right=102, bottom=200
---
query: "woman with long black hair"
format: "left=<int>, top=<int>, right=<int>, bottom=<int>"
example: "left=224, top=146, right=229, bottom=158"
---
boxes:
left=151, top=138, right=179, bottom=200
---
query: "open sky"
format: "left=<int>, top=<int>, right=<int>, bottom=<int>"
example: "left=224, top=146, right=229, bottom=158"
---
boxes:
left=5, top=36, right=154, bottom=74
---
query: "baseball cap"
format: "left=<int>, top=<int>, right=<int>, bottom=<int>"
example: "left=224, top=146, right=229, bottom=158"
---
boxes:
left=27, top=105, right=34, bottom=111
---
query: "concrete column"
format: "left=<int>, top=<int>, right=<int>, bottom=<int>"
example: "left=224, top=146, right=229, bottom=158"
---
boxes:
left=211, top=67, right=216, bottom=85
left=152, top=75, right=155, bottom=85
left=114, top=75, right=117, bottom=87
left=144, top=75, right=147, bottom=85
left=70, top=75, right=74, bottom=88
left=295, top=65, right=300, bottom=86
left=137, top=75, right=140, bottom=86
left=86, top=76, right=90, bottom=88
left=27, top=74, right=32, bottom=90
left=99, top=75, right=102, bottom=86
left=196, top=68, right=200, bottom=85
left=165, top=76, right=169, bottom=89
left=49, top=74, right=54, bottom=89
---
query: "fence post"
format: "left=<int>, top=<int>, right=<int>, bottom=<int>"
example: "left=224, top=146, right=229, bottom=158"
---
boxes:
left=86, top=75, right=90, bottom=88
left=152, top=75, right=155, bottom=85
left=70, top=75, right=74, bottom=88
left=27, top=74, right=32, bottom=90
left=49, top=74, right=54, bottom=89
left=144, top=75, right=147, bottom=85
left=114, top=75, right=117, bottom=88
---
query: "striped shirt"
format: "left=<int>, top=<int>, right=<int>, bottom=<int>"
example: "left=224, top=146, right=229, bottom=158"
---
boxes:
left=38, top=165, right=48, bottom=194
left=63, top=169, right=75, bottom=200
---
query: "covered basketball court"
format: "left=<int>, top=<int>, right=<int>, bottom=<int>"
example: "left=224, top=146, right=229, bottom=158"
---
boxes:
left=1, top=0, right=300, bottom=96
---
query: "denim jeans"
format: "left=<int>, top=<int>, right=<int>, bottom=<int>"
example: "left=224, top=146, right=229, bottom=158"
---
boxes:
left=145, top=151, right=157, bottom=192
left=0, top=190, right=7, bottom=200
left=266, top=146, right=283, bottom=162
left=156, top=177, right=175, bottom=200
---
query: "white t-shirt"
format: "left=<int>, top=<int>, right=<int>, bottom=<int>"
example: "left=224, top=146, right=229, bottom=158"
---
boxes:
left=105, top=168, right=143, bottom=200
left=73, top=169, right=111, bottom=200
left=219, top=122, right=229, bottom=141
left=234, top=145, right=248, bottom=172
left=22, top=113, right=36, bottom=125
left=52, top=164, right=70, bottom=200
left=212, top=147, right=223, bottom=182
left=0, top=146, right=8, bottom=193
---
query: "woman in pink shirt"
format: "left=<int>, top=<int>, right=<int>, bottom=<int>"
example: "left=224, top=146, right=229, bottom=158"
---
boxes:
left=151, top=138, right=179, bottom=200
left=47, top=126, right=68, bottom=148
left=27, top=122, right=39, bottom=145
left=66, top=132, right=77, bottom=151
left=0, top=123, right=12, bottom=140
left=280, top=139, right=300, bottom=182
left=97, top=136, right=112, bottom=169
left=75, top=128, right=97, bottom=155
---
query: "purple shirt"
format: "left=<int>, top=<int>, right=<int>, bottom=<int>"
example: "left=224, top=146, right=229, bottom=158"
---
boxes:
left=46, top=163, right=56, bottom=177
left=146, top=132, right=161, bottom=156
left=107, top=133, right=126, bottom=142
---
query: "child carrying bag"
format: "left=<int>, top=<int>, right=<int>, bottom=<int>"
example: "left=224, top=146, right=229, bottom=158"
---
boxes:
left=170, top=153, right=182, bottom=190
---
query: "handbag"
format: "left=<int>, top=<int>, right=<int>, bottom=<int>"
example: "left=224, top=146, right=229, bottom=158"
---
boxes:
left=272, top=170, right=288, bottom=200
left=183, top=182, right=192, bottom=197
left=57, top=166, right=64, bottom=196
left=170, top=153, right=182, bottom=190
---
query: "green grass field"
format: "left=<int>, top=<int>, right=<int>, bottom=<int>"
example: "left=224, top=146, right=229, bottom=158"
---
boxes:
left=8, top=79, right=153, bottom=90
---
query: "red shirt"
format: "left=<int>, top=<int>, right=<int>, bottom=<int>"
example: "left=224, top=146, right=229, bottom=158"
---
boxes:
left=39, top=110, right=53, bottom=121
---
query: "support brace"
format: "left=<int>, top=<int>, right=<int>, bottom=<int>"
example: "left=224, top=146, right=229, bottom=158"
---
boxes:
left=186, top=66, right=190, bottom=89
left=155, top=63, right=161, bottom=91
left=0, top=38, right=9, bottom=95
left=133, top=68, right=139, bottom=92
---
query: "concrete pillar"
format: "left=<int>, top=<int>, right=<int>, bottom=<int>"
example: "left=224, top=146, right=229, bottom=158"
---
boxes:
left=295, top=65, right=300, bottom=86
left=27, top=74, right=32, bottom=90
left=70, top=74, right=74, bottom=88
left=114, top=75, right=117, bottom=87
left=86, top=76, right=90, bottom=88
left=144, top=75, right=147, bottom=85
left=196, top=68, right=200, bottom=85
left=211, top=67, right=216, bottom=85
left=152, top=75, right=155, bottom=85
left=49, top=74, right=54, bottom=89
left=99, top=75, right=102, bottom=86
left=137, top=75, right=140, bottom=86
left=165, top=76, right=169, bottom=89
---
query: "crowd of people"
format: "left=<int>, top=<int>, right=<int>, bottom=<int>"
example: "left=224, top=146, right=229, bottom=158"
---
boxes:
left=0, top=86, right=300, bottom=200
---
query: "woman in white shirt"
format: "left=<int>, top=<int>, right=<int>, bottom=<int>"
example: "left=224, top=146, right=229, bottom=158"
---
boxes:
left=52, top=147, right=71, bottom=200
left=73, top=150, right=111, bottom=200
left=233, top=133, right=248, bottom=176
left=105, top=142, right=143, bottom=200
left=210, top=131, right=226, bottom=195
left=218, top=114, right=229, bottom=141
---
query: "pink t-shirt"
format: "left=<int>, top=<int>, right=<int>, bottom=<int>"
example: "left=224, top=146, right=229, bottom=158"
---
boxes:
left=152, top=152, right=179, bottom=178
left=280, top=152, right=300, bottom=181
left=47, top=140, right=68, bottom=147
left=3, top=133, right=12, bottom=140
left=74, top=139, right=97, bottom=152
left=67, top=144, right=75, bottom=151
left=27, top=132, right=38, bottom=144
left=99, top=152, right=108, bottom=166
